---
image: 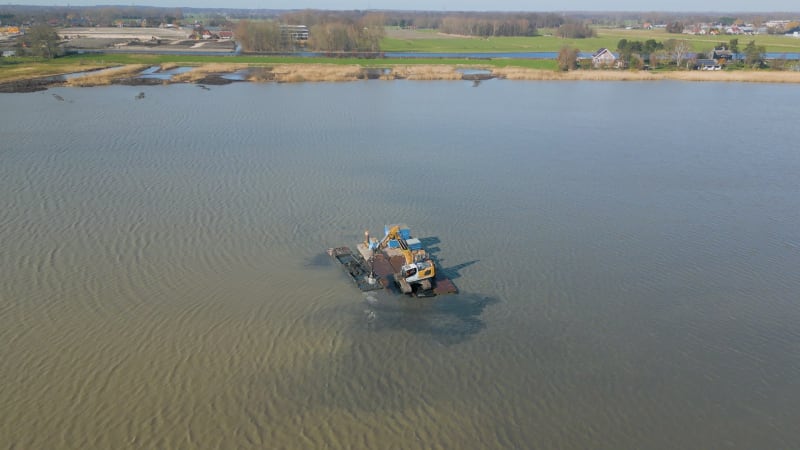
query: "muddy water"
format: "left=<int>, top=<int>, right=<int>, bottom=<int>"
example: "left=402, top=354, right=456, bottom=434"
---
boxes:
left=2, top=81, right=800, bottom=449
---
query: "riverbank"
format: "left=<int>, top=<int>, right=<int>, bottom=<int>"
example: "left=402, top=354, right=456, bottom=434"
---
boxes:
left=3, top=62, right=800, bottom=93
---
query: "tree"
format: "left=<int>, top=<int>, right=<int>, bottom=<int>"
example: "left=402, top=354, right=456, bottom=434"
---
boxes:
left=666, top=21, right=684, bottom=33
left=719, top=16, right=736, bottom=26
left=556, top=21, right=595, bottom=39
left=665, top=39, right=691, bottom=68
left=18, top=24, right=61, bottom=58
left=235, top=20, right=283, bottom=52
left=650, top=49, right=669, bottom=69
left=643, top=39, right=663, bottom=55
left=557, top=45, right=579, bottom=71
left=728, top=38, right=739, bottom=54
left=358, top=13, right=385, bottom=52
left=743, top=40, right=766, bottom=68
left=628, top=54, right=644, bottom=70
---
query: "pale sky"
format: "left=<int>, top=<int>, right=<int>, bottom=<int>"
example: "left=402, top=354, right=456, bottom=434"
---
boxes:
left=7, top=0, right=799, bottom=12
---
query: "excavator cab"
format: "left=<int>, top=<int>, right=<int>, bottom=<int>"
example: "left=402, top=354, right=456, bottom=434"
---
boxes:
left=402, top=260, right=434, bottom=283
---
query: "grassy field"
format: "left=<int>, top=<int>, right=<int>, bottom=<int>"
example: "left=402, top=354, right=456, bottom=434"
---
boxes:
left=381, top=27, right=800, bottom=54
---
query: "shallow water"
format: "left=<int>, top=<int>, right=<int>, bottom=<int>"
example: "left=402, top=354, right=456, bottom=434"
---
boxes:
left=2, top=80, right=800, bottom=449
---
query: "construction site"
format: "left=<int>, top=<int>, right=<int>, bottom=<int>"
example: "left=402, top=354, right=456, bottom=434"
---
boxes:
left=329, top=224, right=458, bottom=298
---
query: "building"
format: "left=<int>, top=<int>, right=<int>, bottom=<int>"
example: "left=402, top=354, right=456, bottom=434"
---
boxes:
left=280, top=25, right=308, bottom=42
left=592, top=48, right=617, bottom=68
left=695, top=59, right=721, bottom=70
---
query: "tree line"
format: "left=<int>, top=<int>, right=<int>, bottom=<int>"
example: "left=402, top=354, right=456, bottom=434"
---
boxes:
left=439, top=16, right=537, bottom=37
left=556, top=36, right=770, bottom=71
left=235, top=13, right=385, bottom=54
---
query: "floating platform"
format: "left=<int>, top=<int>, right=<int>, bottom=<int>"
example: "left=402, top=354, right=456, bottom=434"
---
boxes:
left=327, top=246, right=384, bottom=292
left=327, top=244, right=458, bottom=297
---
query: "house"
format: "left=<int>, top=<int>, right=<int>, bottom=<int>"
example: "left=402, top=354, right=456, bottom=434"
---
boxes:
left=218, top=31, right=233, bottom=40
left=591, top=48, right=617, bottom=68
left=695, top=59, right=721, bottom=70
left=711, top=47, right=735, bottom=61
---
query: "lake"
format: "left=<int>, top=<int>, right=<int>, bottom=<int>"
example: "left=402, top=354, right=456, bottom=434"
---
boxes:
left=1, top=80, right=799, bottom=449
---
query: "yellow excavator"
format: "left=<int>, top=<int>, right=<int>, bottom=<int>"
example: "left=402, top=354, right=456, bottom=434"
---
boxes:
left=367, top=225, right=436, bottom=294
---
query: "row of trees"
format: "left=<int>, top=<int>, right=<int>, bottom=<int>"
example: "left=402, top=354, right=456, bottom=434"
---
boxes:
left=616, top=37, right=767, bottom=69
left=235, top=14, right=385, bottom=53
left=14, top=24, right=62, bottom=58
left=555, top=22, right=596, bottom=39
left=310, top=15, right=384, bottom=53
left=439, top=16, right=537, bottom=37
left=0, top=5, right=184, bottom=28
left=234, top=21, right=284, bottom=52
left=557, top=36, right=770, bottom=71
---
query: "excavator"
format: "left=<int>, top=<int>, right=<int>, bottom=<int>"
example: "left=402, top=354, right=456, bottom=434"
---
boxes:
left=366, top=225, right=436, bottom=294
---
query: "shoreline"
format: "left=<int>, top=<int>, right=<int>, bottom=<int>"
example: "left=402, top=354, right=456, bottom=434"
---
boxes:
left=3, top=63, right=800, bottom=93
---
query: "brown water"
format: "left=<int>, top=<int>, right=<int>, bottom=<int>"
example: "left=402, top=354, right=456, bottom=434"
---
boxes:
left=2, top=81, right=800, bottom=449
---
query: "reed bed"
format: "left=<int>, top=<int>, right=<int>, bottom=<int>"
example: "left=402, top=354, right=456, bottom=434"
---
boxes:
left=65, top=64, right=150, bottom=86
left=158, top=62, right=180, bottom=72
left=493, top=67, right=800, bottom=83
left=247, top=64, right=362, bottom=82
left=388, top=65, right=462, bottom=80
left=170, top=63, right=249, bottom=82
left=50, top=61, right=800, bottom=89
left=660, top=70, right=800, bottom=83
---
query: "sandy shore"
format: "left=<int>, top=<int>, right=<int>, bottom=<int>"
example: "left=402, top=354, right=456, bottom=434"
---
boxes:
left=4, top=63, right=800, bottom=93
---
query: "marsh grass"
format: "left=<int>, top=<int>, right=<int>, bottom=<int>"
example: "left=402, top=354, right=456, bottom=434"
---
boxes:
left=265, top=64, right=364, bottom=82
left=492, top=67, right=800, bottom=83
left=390, top=65, right=462, bottom=80
left=65, top=64, right=150, bottom=86
left=171, top=63, right=249, bottom=82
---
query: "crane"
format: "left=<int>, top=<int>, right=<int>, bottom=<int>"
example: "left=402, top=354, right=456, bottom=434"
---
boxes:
left=367, top=225, right=436, bottom=294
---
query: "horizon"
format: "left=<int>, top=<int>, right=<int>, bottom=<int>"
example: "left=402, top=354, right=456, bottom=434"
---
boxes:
left=2, top=1, right=799, bottom=14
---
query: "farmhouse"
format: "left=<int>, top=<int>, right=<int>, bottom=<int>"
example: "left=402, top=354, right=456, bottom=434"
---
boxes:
left=592, top=48, right=617, bottom=68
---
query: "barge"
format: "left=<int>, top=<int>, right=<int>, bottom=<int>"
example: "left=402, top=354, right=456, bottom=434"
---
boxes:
left=328, top=225, right=458, bottom=297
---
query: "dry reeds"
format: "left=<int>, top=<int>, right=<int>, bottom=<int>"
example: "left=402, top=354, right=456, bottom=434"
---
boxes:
left=60, top=62, right=800, bottom=88
left=65, top=64, right=150, bottom=86
left=257, top=64, right=364, bottom=83
left=656, top=70, right=800, bottom=83
left=171, top=63, right=249, bottom=83
left=158, top=62, right=180, bottom=72
left=245, top=64, right=463, bottom=83
left=492, top=67, right=800, bottom=83
left=389, top=65, right=462, bottom=80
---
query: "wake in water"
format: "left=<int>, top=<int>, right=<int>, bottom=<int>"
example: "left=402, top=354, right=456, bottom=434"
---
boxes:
left=361, top=291, right=499, bottom=345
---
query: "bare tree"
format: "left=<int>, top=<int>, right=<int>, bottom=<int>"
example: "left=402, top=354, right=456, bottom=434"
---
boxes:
left=557, top=46, right=579, bottom=71
left=665, top=39, right=691, bottom=68
left=650, top=49, right=669, bottom=69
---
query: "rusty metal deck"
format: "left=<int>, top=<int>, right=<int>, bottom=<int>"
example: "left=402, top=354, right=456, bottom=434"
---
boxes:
left=334, top=243, right=459, bottom=297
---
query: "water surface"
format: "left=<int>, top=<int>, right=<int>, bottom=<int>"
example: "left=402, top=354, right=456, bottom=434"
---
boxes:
left=1, top=80, right=799, bottom=449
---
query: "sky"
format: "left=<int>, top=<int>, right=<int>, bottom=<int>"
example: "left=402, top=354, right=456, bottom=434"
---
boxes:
left=6, top=0, right=798, bottom=12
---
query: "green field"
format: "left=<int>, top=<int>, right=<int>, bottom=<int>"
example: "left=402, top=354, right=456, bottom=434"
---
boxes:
left=381, top=27, right=800, bottom=54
